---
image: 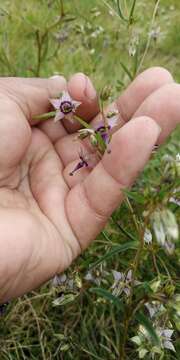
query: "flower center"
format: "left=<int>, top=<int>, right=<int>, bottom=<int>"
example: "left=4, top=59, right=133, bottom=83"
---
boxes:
left=60, top=101, right=73, bottom=114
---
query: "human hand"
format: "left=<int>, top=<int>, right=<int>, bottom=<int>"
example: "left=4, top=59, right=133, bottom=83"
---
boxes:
left=0, top=67, right=179, bottom=302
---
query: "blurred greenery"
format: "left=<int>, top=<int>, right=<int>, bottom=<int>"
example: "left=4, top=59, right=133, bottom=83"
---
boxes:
left=0, top=0, right=179, bottom=359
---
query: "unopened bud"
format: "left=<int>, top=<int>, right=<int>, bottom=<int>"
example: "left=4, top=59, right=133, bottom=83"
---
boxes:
left=90, top=134, right=98, bottom=146
left=100, top=85, right=112, bottom=101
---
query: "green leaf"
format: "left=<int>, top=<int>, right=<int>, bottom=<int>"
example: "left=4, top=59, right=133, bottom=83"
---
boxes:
left=135, top=311, right=160, bottom=346
left=116, top=0, right=128, bottom=22
left=120, top=61, right=133, bottom=81
left=89, top=241, right=138, bottom=269
left=129, top=0, right=137, bottom=23
left=90, top=287, right=124, bottom=310
left=123, top=189, right=145, bottom=204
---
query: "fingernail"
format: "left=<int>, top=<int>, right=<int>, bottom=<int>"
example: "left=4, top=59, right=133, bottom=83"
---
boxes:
left=84, top=76, right=97, bottom=100
left=49, top=74, right=62, bottom=79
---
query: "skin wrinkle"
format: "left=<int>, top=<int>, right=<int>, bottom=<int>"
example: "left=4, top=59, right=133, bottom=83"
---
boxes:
left=0, top=166, right=21, bottom=189
left=116, top=97, right=129, bottom=123
left=66, top=182, right=107, bottom=251
left=84, top=161, right=125, bottom=217
left=0, top=87, right=32, bottom=122
left=64, top=191, right=83, bottom=257
left=27, top=136, right=80, bottom=266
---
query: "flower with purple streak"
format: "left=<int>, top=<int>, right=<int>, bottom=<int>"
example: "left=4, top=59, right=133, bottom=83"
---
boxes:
left=95, top=111, right=119, bottom=145
left=69, top=150, right=97, bottom=176
left=111, top=269, right=133, bottom=297
left=50, top=91, right=81, bottom=122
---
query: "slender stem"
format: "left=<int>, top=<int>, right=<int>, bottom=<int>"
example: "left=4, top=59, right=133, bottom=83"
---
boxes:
left=111, top=217, right=137, bottom=242
left=33, top=111, right=56, bottom=121
left=125, top=197, right=140, bottom=233
left=35, top=30, right=42, bottom=77
left=74, top=115, right=93, bottom=129
left=129, top=0, right=137, bottom=24
left=137, top=0, right=161, bottom=73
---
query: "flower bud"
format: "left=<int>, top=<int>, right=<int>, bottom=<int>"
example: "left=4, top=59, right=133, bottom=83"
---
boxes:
left=90, top=134, right=98, bottom=146
left=100, top=85, right=112, bottom=101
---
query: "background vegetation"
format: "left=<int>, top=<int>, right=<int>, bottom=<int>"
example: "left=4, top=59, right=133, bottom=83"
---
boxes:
left=0, top=0, right=179, bottom=359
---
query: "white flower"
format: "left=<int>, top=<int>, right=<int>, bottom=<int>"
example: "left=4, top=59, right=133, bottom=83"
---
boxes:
left=144, top=228, right=152, bottom=244
left=149, top=26, right=161, bottom=40
left=111, top=269, right=133, bottom=297
left=50, top=91, right=81, bottom=122
left=151, top=209, right=179, bottom=254
left=52, top=274, right=67, bottom=286
left=158, top=329, right=175, bottom=352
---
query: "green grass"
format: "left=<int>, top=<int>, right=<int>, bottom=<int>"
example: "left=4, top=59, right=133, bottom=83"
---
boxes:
left=0, top=0, right=179, bottom=359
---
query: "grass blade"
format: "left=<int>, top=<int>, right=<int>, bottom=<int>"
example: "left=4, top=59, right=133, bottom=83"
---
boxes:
left=89, top=241, right=138, bottom=269
left=135, top=311, right=160, bottom=346
left=90, top=287, right=124, bottom=310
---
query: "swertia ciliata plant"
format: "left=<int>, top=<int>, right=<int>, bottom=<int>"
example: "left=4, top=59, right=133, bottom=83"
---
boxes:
left=34, top=86, right=119, bottom=176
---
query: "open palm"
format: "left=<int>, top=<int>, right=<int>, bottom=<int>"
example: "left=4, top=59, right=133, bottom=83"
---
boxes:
left=0, top=68, right=179, bottom=302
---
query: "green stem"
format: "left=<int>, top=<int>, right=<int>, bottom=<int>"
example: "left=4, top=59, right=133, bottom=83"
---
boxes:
left=74, top=115, right=92, bottom=129
left=33, top=111, right=56, bottom=121
left=129, top=0, right=137, bottom=24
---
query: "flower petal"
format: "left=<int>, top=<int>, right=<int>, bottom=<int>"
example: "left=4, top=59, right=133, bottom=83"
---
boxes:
left=72, top=100, right=81, bottom=109
left=163, top=340, right=175, bottom=352
left=124, top=287, right=131, bottom=296
left=112, top=270, right=122, bottom=281
left=61, top=90, right=72, bottom=103
left=126, top=269, right=132, bottom=281
left=54, top=111, right=64, bottom=122
left=108, top=115, right=119, bottom=128
left=162, top=329, right=174, bottom=338
left=50, top=98, right=61, bottom=110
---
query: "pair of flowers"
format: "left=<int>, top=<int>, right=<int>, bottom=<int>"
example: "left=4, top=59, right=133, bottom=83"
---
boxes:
left=49, top=91, right=119, bottom=175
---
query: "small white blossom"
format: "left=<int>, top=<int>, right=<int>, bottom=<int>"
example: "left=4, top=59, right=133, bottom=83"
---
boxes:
left=158, top=328, right=175, bottom=352
left=50, top=91, right=81, bottom=122
left=149, top=26, right=161, bottom=40
left=144, top=228, right=152, bottom=244
left=111, top=269, right=133, bottom=297
left=151, top=208, right=179, bottom=254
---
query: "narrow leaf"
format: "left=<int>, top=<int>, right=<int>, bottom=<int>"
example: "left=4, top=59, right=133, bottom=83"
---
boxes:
left=90, top=287, right=124, bottom=310
left=135, top=311, right=160, bottom=345
left=120, top=61, right=133, bottom=81
left=89, top=241, right=138, bottom=269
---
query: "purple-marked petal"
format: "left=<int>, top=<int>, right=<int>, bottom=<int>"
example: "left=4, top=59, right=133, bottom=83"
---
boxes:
left=54, top=111, right=64, bottom=122
left=124, top=287, right=131, bottom=296
left=126, top=269, right=132, bottom=281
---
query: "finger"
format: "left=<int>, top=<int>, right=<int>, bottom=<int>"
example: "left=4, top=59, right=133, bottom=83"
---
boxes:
left=63, top=73, right=99, bottom=133
left=0, top=95, right=31, bottom=185
left=134, top=83, right=180, bottom=143
left=40, top=73, right=100, bottom=142
left=55, top=67, right=173, bottom=166
left=116, top=67, right=173, bottom=122
left=90, top=66, right=173, bottom=128
left=0, top=75, right=67, bottom=123
left=66, top=117, right=161, bottom=250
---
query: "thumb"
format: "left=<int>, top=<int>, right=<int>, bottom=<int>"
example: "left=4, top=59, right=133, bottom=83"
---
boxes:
left=0, top=75, right=67, bottom=123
